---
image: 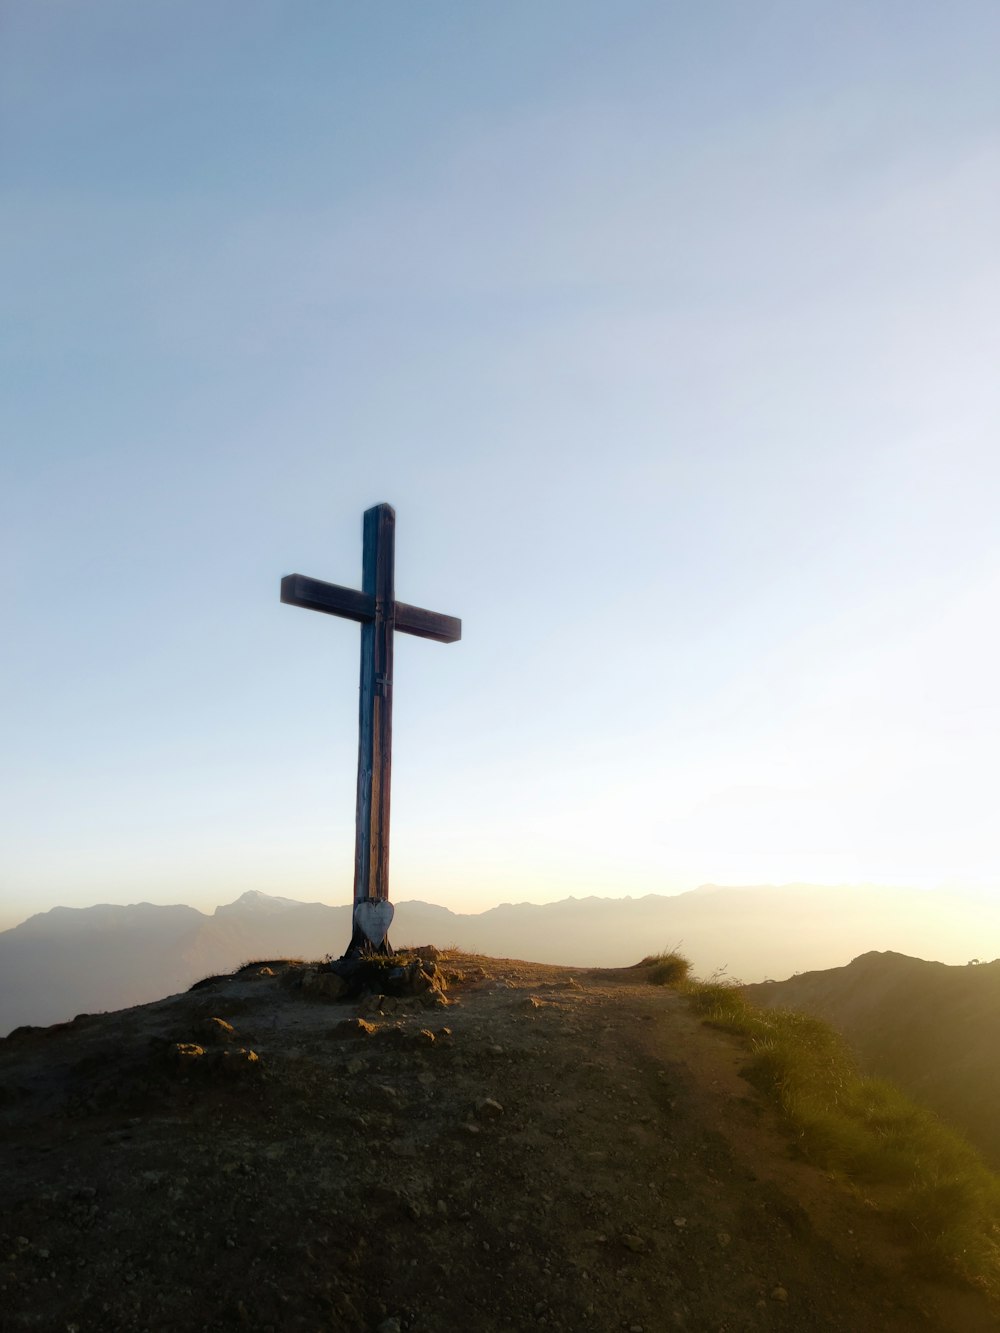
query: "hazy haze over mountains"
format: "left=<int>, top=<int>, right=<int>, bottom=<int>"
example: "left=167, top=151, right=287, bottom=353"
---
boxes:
left=3, top=884, right=999, bottom=1036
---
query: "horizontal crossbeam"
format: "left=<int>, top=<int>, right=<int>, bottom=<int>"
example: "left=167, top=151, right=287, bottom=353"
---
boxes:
left=395, top=601, right=462, bottom=643
left=281, top=573, right=461, bottom=643
left=281, top=573, right=371, bottom=622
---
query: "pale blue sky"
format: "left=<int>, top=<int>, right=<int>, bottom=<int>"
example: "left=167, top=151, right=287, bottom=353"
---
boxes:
left=3, top=2, right=999, bottom=929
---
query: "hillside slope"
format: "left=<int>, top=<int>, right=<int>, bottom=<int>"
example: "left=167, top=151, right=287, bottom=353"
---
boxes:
left=1, top=954, right=997, bottom=1331
left=744, top=952, right=1000, bottom=1169
left=0, top=902, right=205, bottom=1033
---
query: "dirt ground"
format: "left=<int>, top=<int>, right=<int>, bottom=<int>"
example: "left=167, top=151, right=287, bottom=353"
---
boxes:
left=1, top=952, right=997, bottom=1333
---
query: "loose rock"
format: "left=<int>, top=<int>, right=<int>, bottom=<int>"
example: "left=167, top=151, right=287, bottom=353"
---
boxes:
left=331, top=1018, right=377, bottom=1039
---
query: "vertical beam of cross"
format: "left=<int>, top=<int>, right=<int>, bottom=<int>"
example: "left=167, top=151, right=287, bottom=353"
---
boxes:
left=355, top=503, right=395, bottom=919
left=281, top=503, right=461, bottom=956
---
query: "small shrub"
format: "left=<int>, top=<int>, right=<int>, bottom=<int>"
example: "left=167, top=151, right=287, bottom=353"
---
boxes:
left=635, top=948, right=692, bottom=987
left=647, top=953, right=691, bottom=987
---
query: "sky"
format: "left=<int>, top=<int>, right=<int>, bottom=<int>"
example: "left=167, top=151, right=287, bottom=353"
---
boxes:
left=2, top=2, right=999, bottom=931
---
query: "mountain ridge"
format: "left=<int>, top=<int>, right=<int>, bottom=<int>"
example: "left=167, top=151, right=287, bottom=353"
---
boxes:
left=3, top=884, right=999, bottom=1036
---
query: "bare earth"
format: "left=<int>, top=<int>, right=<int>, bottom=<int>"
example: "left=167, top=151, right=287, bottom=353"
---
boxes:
left=1, top=952, right=997, bottom=1333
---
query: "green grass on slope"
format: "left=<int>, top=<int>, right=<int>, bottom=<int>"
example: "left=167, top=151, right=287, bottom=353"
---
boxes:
left=682, top=977, right=1000, bottom=1296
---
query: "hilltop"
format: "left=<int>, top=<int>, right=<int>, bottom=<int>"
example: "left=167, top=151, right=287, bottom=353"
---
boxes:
left=1, top=953, right=997, bottom=1332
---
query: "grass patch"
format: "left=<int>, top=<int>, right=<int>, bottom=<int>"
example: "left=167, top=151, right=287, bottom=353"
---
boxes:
left=635, top=950, right=692, bottom=987
left=684, top=978, right=1000, bottom=1295
left=236, top=958, right=304, bottom=972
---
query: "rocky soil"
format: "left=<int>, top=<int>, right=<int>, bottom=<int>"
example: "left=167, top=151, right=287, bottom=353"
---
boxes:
left=1, top=951, right=997, bottom=1333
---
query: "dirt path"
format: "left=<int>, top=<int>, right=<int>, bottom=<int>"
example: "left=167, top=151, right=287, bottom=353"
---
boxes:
left=1, top=953, right=996, bottom=1332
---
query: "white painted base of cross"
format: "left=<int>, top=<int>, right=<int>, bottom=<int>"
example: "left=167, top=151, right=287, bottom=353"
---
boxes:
left=354, top=899, right=394, bottom=950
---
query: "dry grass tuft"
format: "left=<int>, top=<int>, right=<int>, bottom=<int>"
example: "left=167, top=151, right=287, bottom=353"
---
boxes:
left=633, top=946, right=692, bottom=987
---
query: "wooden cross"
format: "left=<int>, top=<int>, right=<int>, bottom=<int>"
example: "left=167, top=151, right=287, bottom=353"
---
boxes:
left=281, top=503, right=461, bottom=956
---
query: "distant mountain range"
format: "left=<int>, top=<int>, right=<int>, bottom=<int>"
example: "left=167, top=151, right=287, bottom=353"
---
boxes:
left=3, top=884, right=999, bottom=1036
left=745, top=952, right=1000, bottom=1168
